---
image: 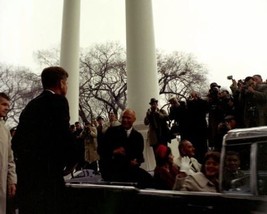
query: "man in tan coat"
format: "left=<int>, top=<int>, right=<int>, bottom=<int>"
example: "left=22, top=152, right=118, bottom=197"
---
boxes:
left=0, top=92, right=17, bottom=214
left=144, top=98, right=170, bottom=155
left=80, top=121, right=99, bottom=171
left=174, top=139, right=201, bottom=174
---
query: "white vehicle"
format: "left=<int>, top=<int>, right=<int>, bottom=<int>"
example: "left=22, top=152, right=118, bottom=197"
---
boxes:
left=65, top=126, right=267, bottom=214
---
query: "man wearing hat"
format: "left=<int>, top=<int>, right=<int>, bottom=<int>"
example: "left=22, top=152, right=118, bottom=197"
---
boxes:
left=207, top=82, right=223, bottom=150
left=149, top=98, right=158, bottom=105
left=144, top=98, right=169, bottom=156
left=210, top=82, right=221, bottom=89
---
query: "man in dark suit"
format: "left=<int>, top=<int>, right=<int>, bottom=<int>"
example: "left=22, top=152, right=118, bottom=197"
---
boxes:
left=101, top=109, right=153, bottom=188
left=12, top=66, right=77, bottom=214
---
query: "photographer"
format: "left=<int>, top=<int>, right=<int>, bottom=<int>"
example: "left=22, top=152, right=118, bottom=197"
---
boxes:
left=239, top=76, right=267, bottom=127
left=144, top=98, right=169, bottom=156
left=168, top=96, right=189, bottom=141
left=207, top=82, right=225, bottom=149
left=227, top=77, right=245, bottom=127
left=208, top=83, right=221, bottom=102
left=80, top=121, right=99, bottom=172
left=186, top=91, right=209, bottom=163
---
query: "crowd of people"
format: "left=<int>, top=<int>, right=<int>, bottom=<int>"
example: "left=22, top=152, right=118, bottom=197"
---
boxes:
left=0, top=65, right=266, bottom=213
left=146, top=74, right=267, bottom=155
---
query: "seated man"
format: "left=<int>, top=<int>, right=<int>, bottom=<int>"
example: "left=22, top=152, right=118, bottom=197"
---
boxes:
left=100, top=108, right=153, bottom=188
left=174, top=139, right=201, bottom=174
left=222, top=151, right=245, bottom=190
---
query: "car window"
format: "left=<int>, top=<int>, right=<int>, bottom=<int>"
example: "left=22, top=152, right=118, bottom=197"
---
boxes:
left=257, top=142, right=267, bottom=195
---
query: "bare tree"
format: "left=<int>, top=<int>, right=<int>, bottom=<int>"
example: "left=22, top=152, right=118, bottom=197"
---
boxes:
left=157, top=51, right=208, bottom=102
left=79, top=42, right=127, bottom=120
left=0, top=64, right=42, bottom=127
left=34, top=48, right=60, bottom=67
left=30, top=42, right=209, bottom=122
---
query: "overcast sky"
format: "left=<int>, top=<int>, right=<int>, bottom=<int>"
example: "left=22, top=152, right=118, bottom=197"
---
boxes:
left=1, top=0, right=267, bottom=89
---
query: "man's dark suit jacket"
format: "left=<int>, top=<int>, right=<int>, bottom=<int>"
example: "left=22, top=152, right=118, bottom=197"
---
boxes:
left=11, top=90, right=76, bottom=213
left=100, top=125, right=152, bottom=187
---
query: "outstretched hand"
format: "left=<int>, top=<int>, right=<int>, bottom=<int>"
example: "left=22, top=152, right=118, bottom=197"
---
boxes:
left=180, top=156, right=194, bottom=175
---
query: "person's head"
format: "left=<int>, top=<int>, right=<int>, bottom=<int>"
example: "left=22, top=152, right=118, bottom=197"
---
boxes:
left=209, top=82, right=221, bottom=96
left=0, top=92, right=10, bottom=118
left=96, top=116, right=104, bottom=125
left=69, top=124, right=76, bottom=132
left=121, top=108, right=136, bottom=130
left=155, top=144, right=173, bottom=166
left=74, top=121, right=82, bottom=130
left=169, top=96, right=179, bottom=106
left=218, top=89, right=230, bottom=99
left=149, top=98, right=158, bottom=110
left=84, top=121, right=91, bottom=128
left=225, top=151, right=240, bottom=173
left=253, top=74, right=263, bottom=84
left=201, top=151, right=220, bottom=179
left=108, top=112, right=118, bottom=122
left=226, top=96, right=235, bottom=107
left=244, top=76, right=256, bottom=89
left=178, top=139, right=195, bottom=158
left=210, top=82, right=221, bottom=89
left=91, top=118, right=97, bottom=127
left=224, top=115, right=237, bottom=129
left=41, top=66, right=69, bottom=96
left=189, top=91, right=200, bottom=100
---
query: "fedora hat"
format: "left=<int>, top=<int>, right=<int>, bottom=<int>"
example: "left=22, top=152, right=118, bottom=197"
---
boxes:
left=210, top=82, right=221, bottom=88
left=149, top=98, right=158, bottom=105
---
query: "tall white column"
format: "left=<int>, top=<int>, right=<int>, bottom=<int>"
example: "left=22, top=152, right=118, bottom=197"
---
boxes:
left=60, top=0, right=81, bottom=124
left=125, top=0, right=159, bottom=123
left=125, top=0, right=158, bottom=171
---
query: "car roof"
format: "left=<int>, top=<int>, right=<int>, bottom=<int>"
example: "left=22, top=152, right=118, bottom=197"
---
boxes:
left=223, top=126, right=267, bottom=145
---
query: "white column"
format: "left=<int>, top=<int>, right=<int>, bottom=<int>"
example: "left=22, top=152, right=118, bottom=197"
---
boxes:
left=125, top=0, right=159, bottom=171
left=60, top=0, right=81, bottom=124
left=125, top=0, right=159, bottom=123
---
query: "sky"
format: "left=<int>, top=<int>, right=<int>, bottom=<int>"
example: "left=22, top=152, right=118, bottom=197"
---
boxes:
left=1, top=0, right=267, bottom=90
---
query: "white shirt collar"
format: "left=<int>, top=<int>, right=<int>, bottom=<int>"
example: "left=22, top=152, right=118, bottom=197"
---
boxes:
left=45, top=89, right=55, bottom=94
left=125, top=127, right=133, bottom=137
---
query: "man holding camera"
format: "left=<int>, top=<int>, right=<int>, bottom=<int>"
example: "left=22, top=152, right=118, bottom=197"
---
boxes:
left=207, top=82, right=225, bottom=149
left=144, top=98, right=170, bottom=156
left=239, top=76, right=267, bottom=127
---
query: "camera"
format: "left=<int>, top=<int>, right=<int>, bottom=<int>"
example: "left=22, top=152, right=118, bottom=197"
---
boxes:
left=227, top=75, right=233, bottom=80
left=209, top=86, right=219, bottom=95
left=84, top=125, right=91, bottom=133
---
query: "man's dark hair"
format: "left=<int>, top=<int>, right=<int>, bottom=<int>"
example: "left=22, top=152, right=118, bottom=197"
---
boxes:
left=225, top=151, right=240, bottom=158
left=244, top=76, right=254, bottom=83
left=96, top=116, right=104, bottom=121
left=0, top=92, right=10, bottom=101
left=41, top=66, right=68, bottom=89
left=253, top=74, right=262, bottom=80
